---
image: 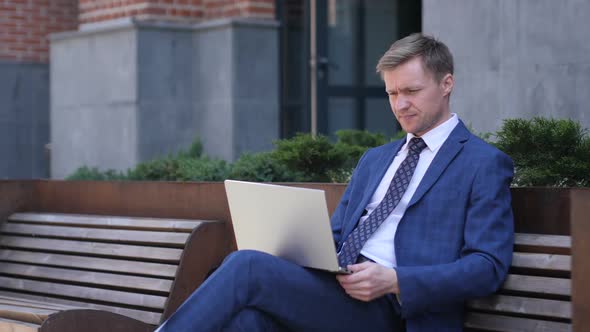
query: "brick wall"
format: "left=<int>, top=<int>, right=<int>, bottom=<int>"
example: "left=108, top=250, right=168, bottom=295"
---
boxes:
left=0, top=0, right=77, bottom=63
left=79, top=0, right=274, bottom=24
left=203, top=0, right=275, bottom=20
left=0, top=0, right=275, bottom=63
left=79, top=0, right=203, bottom=24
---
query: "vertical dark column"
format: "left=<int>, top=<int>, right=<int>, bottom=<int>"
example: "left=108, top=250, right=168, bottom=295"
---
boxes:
left=398, top=0, right=422, bottom=37
left=571, top=189, right=590, bottom=332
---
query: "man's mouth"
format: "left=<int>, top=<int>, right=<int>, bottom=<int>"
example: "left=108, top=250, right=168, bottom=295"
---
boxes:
left=399, top=114, right=416, bottom=120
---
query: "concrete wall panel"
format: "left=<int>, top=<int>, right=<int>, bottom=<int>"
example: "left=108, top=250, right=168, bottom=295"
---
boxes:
left=137, top=27, right=197, bottom=160
left=194, top=19, right=280, bottom=161
left=195, top=101, right=234, bottom=160
left=193, top=24, right=234, bottom=160
left=51, top=29, right=137, bottom=108
left=232, top=22, right=279, bottom=156
left=423, top=0, right=590, bottom=134
left=50, top=103, right=138, bottom=178
left=50, top=27, right=138, bottom=178
left=50, top=19, right=280, bottom=177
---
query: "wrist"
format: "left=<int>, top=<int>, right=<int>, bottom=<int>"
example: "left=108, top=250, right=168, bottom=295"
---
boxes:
left=390, top=268, right=400, bottom=294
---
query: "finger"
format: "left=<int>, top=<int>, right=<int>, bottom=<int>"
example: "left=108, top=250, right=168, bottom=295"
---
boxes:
left=338, top=279, right=368, bottom=294
left=347, top=261, right=373, bottom=273
left=337, top=274, right=362, bottom=285
left=339, top=267, right=372, bottom=284
left=341, top=281, right=371, bottom=292
left=344, top=289, right=372, bottom=302
left=346, top=285, right=382, bottom=300
left=337, top=276, right=365, bottom=290
left=335, top=273, right=357, bottom=283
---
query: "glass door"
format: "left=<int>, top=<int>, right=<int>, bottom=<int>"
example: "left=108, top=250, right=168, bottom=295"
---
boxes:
left=278, top=0, right=421, bottom=138
left=311, top=0, right=421, bottom=137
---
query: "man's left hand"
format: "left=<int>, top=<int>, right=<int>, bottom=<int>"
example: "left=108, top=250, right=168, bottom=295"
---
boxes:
left=336, top=262, right=399, bottom=302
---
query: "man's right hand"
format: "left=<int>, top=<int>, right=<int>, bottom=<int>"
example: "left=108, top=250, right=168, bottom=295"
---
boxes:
left=336, top=262, right=399, bottom=302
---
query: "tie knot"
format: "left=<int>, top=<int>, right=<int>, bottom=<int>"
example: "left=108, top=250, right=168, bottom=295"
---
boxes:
left=408, top=137, right=427, bottom=155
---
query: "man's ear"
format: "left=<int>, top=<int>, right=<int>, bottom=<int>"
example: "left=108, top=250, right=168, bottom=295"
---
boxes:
left=441, top=73, right=454, bottom=97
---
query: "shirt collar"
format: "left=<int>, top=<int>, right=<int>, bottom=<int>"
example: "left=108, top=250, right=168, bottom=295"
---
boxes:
left=404, top=113, right=459, bottom=153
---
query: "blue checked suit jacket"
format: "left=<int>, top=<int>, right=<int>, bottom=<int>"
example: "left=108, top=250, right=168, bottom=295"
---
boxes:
left=331, top=121, right=514, bottom=331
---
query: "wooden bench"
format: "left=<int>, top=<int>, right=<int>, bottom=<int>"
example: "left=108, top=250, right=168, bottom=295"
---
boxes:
left=465, top=233, right=572, bottom=331
left=0, top=212, right=229, bottom=332
left=0, top=181, right=587, bottom=331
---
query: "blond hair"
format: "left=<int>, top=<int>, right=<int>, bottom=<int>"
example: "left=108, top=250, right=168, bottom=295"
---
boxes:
left=376, top=33, right=454, bottom=82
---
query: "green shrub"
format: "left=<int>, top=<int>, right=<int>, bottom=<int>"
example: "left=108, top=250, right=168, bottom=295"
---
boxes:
left=127, top=156, right=229, bottom=181
left=227, top=130, right=392, bottom=183
left=180, top=139, right=204, bottom=159
left=175, top=157, right=230, bottom=181
left=272, top=134, right=346, bottom=182
left=66, top=166, right=126, bottom=181
left=494, top=117, right=590, bottom=187
left=126, top=157, right=181, bottom=181
left=335, top=129, right=387, bottom=147
left=332, top=130, right=389, bottom=171
left=229, top=152, right=298, bottom=182
left=66, top=120, right=590, bottom=187
left=67, top=131, right=401, bottom=183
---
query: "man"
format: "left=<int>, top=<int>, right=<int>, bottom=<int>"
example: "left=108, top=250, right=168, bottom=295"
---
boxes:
left=156, top=33, right=514, bottom=331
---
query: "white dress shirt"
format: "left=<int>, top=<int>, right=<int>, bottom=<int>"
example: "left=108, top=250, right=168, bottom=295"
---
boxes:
left=359, top=114, right=459, bottom=268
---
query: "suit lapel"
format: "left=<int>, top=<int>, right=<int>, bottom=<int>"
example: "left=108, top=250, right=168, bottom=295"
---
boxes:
left=344, top=139, right=405, bottom=237
left=368, top=139, right=405, bottom=200
left=407, top=121, right=471, bottom=208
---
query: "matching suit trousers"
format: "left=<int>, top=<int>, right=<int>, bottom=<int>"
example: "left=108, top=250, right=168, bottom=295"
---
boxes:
left=156, top=250, right=404, bottom=331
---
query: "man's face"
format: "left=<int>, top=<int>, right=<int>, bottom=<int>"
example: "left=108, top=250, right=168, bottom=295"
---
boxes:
left=383, top=57, right=454, bottom=137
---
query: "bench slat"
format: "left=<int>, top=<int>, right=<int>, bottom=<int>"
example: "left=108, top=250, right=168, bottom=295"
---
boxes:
left=0, top=291, right=160, bottom=326
left=0, top=262, right=173, bottom=294
left=0, top=236, right=183, bottom=263
left=0, top=212, right=225, bottom=327
left=464, top=312, right=571, bottom=332
left=514, top=233, right=571, bottom=255
left=501, top=274, right=571, bottom=297
left=0, top=249, right=177, bottom=278
left=0, top=276, right=167, bottom=310
left=467, top=295, right=571, bottom=320
left=0, top=317, right=40, bottom=332
left=0, top=295, right=76, bottom=311
left=511, top=253, right=571, bottom=272
left=0, top=303, right=58, bottom=325
left=9, top=213, right=204, bottom=233
left=1, top=223, right=189, bottom=248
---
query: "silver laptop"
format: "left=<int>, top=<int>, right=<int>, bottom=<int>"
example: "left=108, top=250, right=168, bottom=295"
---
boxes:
left=224, top=180, right=350, bottom=274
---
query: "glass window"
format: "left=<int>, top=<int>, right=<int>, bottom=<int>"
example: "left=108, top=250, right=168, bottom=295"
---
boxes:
left=328, top=97, right=356, bottom=135
left=365, top=98, right=400, bottom=138
left=327, top=0, right=359, bottom=86
left=364, top=1, right=399, bottom=86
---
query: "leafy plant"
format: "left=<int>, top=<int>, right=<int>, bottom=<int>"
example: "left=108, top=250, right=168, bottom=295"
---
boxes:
left=494, top=117, right=590, bottom=187
left=332, top=130, right=388, bottom=171
left=77, top=123, right=590, bottom=187
left=229, top=152, right=297, bottom=182
left=271, top=134, right=347, bottom=182
left=66, top=166, right=126, bottom=181
left=126, top=157, right=182, bottom=181
left=176, top=157, right=230, bottom=181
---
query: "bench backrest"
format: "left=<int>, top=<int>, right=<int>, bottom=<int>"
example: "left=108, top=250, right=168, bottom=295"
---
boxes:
left=0, top=212, right=226, bottom=326
left=465, top=233, right=572, bottom=332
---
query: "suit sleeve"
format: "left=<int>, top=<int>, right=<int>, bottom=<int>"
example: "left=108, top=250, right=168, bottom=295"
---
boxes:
left=395, top=151, right=514, bottom=318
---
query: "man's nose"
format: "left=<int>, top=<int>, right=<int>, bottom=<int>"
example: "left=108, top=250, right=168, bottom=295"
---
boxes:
left=394, top=95, right=410, bottom=111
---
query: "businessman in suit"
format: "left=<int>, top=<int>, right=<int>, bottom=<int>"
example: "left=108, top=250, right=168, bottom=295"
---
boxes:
left=156, top=33, right=514, bottom=332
